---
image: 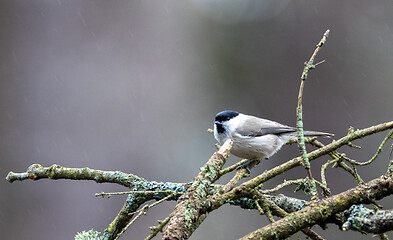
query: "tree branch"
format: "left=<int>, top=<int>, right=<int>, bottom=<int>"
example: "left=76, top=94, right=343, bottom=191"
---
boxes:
left=161, top=139, right=232, bottom=240
left=5, top=122, right=393, bottom=239
left=209, top=121, right=393, bottom=211
left=342, top=204, right=393, bottom=234
left=239, top=173, right=393, bottom=239
left=296, top=29, right=330, bottom=200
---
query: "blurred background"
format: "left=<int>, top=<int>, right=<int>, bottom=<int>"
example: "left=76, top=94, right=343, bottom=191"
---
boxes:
left=1, top=1, right=393, bottom=239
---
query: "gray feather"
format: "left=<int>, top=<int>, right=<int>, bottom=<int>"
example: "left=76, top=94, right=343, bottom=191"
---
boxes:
left=303, top=131, right=334, bottom=138
left=236, top=115, right=333, bottom=138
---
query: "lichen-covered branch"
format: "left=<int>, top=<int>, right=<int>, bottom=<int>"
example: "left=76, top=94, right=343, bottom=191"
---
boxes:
left=7, top=164, right=162, bottom=188
left=5, top=164, right=186, bottom=240
left=161, top=139, right=232, bottom=240
left=345, top=129, right=393, bottom=166
left=239, top=173, right=393, bottom=240
left=218, top=120, right=393, bottom=203
left=198, top=121, right=393, bottom=222
left=296, top=29, right=330, bottom=200
left=234, top=193, right=393, bottom=236
left=253, top=192, right=325, bottom=240
left=98, top=182, right=185, bottom=240
left=6, top=121, right=393, bottom=239
left=6, top=164, right=186, bottom=195
left=342, top=204, right=393, bottom=234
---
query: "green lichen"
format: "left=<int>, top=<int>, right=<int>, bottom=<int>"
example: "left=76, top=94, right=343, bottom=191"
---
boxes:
left=75, top=229, right=100, bottom=240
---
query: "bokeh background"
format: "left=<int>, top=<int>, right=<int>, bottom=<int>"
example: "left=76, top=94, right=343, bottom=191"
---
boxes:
left=1, top=1, right=393, bottom=239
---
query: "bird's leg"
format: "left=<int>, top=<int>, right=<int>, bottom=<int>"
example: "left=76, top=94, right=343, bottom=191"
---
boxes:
left=236, top=159, right=260, bottom=174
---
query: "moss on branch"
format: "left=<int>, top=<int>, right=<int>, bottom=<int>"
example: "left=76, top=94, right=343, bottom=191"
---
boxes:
left=161, top=140, right=232, bottom=240
left=239, top=173, right=393, bottom=240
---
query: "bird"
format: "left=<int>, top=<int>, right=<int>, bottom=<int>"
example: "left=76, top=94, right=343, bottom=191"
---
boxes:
left=213, top=110, right=333, bottom=169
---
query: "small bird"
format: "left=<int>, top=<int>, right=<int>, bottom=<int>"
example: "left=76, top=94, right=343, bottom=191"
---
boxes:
left=214, top=110, right=333, bottom=167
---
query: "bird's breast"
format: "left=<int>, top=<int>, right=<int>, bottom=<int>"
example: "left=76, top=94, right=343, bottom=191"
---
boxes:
left=230, top=134, right=285, bottom=160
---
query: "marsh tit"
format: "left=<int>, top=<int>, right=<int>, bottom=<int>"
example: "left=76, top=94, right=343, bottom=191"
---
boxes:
left=214, top=110, right=333, bottom=162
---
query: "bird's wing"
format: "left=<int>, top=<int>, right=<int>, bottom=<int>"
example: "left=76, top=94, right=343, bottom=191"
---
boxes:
left=236, top=116, right=296, bottom=137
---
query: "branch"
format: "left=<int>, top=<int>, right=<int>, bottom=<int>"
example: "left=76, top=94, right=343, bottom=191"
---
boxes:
left=253, top=192, right=325, bottom=240
left=342, top=204, right=393, bottom=234
left=155, top=121, right=393, bottom=239
left=209, top=121, right=393, bottom=211
left=296, top=29, right=330, bottom=200
left=6, top=164, right=149, bottom=186
left=5, top=164, right=187, bottom=240
left=6, top=122, right=393, bottom=239
left=232, top=194, right=393, bottom=236
left=6, top=164, right=186, bottom=193
left=161, top=139, right=232, bottom=240
left=238, top=173, right=393, bottom=240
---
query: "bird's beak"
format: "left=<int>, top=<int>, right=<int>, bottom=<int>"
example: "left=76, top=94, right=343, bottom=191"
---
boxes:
left=214, top=121, right=220, bottom=125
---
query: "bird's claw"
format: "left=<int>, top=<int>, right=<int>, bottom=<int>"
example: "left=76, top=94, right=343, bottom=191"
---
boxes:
left=236, top=160, right=254, bottom=174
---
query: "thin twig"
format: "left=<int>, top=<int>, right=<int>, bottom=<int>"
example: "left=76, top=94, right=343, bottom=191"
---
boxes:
left=258, top=198, right=275, bottom=223
left=222, top=160, right=260, bottom=193
left=145, top=214, right=173, bottom=240
left=252, top=191, right=326, bottom=240
left=344, top=129, right=393, bottom=166
left=220, top=159, right=250, bottom=176
left=240, top=173, right=393, bottom=239
left=95, top=190, right=181, bottom=198
left=115, top=193, right=176, bottom=240
left=296, top=29, right=330, bottom=200
left=261, top=179, right=304, bottom=194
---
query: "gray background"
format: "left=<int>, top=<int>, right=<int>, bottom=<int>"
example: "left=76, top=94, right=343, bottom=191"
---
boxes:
left=1, top=1, right=393, bottom=239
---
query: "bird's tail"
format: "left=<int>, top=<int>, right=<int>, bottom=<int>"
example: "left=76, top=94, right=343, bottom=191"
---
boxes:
left=303, top=131, right=334, bottom=138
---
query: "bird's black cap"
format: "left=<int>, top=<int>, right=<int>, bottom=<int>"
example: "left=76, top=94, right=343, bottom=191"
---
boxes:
left=215, top=110, right=239, bottom=122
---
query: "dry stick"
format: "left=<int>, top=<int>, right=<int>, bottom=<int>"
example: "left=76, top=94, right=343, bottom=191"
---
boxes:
left=296, top=29, right=330, bottom=200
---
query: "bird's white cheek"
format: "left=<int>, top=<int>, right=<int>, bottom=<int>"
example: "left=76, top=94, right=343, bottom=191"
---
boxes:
left=214, top=124, right=222, bottom=144
left=214, top=125, right=229, bottom=145
left=213, top=125, right=220, bottom=143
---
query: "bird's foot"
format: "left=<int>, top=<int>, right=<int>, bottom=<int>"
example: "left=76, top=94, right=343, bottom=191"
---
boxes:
left=236, top=160, right=256, bottom=174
